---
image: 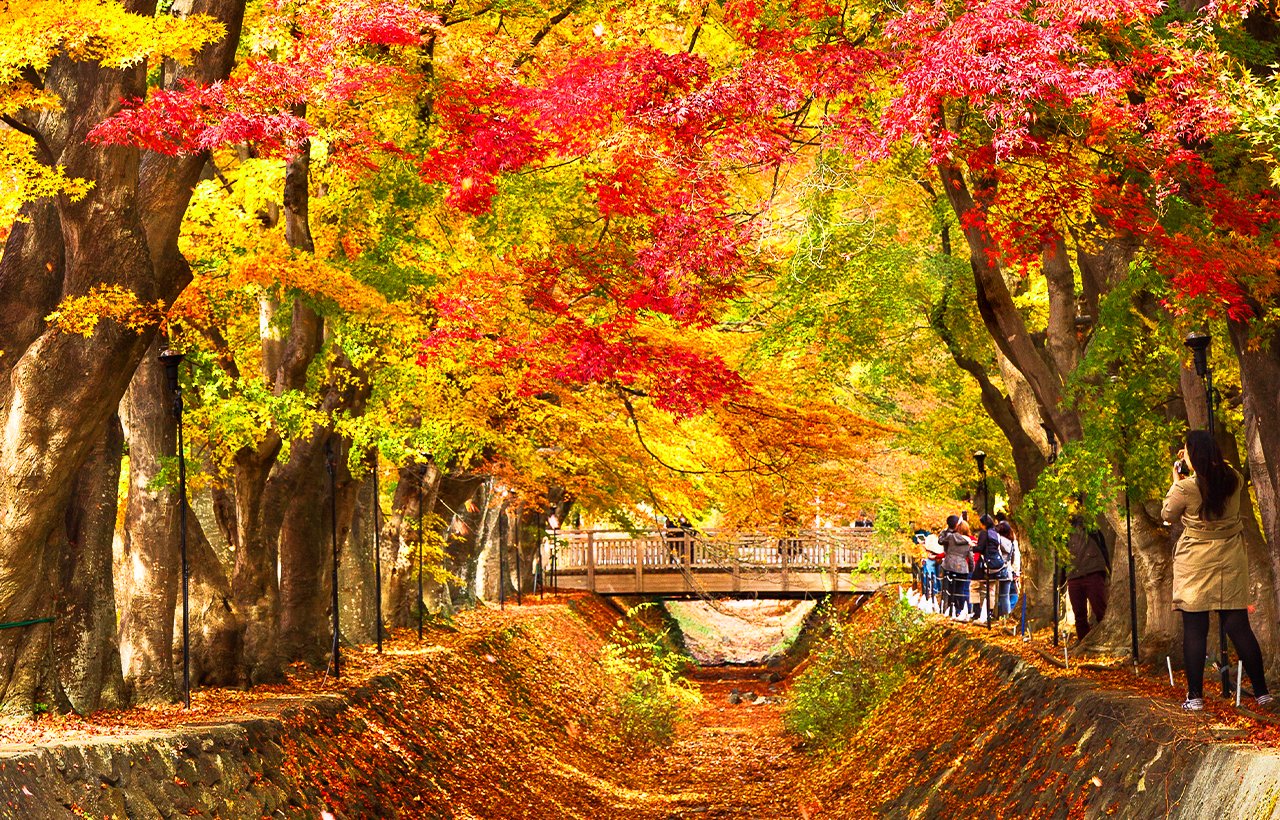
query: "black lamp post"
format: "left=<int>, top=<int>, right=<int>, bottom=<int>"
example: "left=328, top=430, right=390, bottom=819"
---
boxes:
left=1110, top=377, right=1141, bottom=674
left=973, top=451, right=991, bottom=626
left=1185, top=331, right=1229, bottom=698
left=417, top=464, right=427, bottom=641
left=1042, top=419, right=1061, bottom=647
left=373, top=450, right=383, bottom=653
left=158, top=347, right=190, bottom=710
left=973, top=450, right=988, bottom=517
left=326, top=439, right=340, bottom=678
left=1041, top=423, right=1058, bottom=465
left=499, top=501, right=507, bottom=611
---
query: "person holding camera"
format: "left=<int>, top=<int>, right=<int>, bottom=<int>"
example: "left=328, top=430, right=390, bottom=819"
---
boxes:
left=1161, top=430, right=1271, bottom=711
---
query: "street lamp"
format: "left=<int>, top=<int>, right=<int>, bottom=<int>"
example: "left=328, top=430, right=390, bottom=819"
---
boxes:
left=326, top=439, right=340, bottom=678
left=1184, top=331, right=1229, bottom=697
left=973, top=451, right=991, bottom=627
left=973, top=451, right=987, bottom=517
left=1040, top=422, right=1058, bottom=464
left=157, top=347, right=190, bottom=710
left=1184, top=332, right=1216, bottom=437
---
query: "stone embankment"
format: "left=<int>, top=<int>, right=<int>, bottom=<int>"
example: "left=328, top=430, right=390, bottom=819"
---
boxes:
left=0, top=598, right=635, bottom=820
left=804, top=624, right=1280, bottom=820
left=6, top=595, right=1280, bottom=819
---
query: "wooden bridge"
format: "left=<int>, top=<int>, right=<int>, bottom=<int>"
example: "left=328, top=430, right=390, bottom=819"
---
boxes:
left=546, top=528, right=907, bottom=597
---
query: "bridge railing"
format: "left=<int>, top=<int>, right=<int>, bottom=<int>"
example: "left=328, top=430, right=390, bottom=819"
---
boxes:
left=548, top=527, right=908, bottom=573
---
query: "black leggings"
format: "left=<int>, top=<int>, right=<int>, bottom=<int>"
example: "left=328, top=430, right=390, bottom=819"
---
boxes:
left=1182, top=609, right=1269, bottom=699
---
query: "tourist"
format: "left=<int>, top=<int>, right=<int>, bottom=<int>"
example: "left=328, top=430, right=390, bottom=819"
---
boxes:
left=1162, top=430, right=1272, bottom=711
left=996, top=521, right=1019, bottom=617
left=664, top=517, right=683, bottom=564
left=678, top=514, right=696, bottom=564
left=940, top=517, right=973, bottom=618
left=1065, top=515, right=1109, bottom=642
left=923, top=531, right=944, bottom=601
left=971, top=514, right=1005, bottom=620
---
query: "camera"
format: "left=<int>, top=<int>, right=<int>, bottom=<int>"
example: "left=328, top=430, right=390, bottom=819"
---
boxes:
left=1175, top=459, right=1191, bottom=477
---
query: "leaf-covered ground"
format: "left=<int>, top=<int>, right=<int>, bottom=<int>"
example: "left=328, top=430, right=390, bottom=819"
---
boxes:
left=3, top=592, right=1279, bottom=819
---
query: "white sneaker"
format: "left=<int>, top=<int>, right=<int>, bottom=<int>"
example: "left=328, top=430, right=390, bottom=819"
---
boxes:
left=1182, top=698, right=1204, bottom=711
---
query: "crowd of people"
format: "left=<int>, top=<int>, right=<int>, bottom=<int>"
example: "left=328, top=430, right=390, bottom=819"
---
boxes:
left=914, top=512, right=1022, bottom=621
left=907, top=429, right=1275, bottom=713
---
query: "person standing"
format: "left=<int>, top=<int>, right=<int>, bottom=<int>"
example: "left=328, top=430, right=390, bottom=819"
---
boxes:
left=1065, top=516, right=1109, bottom=642
left=1162, top=430, right=1271, bottom=711
left=996, top=521, right=1019, bottom=617
left=972, top=514, right=1004, bottom=620
left=940, top=518, right=973, bottom=618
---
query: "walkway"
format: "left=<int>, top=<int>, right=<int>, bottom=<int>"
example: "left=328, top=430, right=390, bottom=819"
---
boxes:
left=550, top=527, right=899, bottom=596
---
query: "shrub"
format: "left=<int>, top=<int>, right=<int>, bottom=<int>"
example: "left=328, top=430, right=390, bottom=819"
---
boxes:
left=603, top=603, right=700, bottom=749
left=783, top=596, right=924, bottom=750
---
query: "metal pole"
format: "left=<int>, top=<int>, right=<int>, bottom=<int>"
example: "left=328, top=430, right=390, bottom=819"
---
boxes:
left=499, top=509, right=507, bottom=611
left=985, top=562, right=991, bottom=629
left=417, top=466, right=425, bottom=641
left=176, top=388, right=190, bottom=710
left=373, top=451, right=383, bottom=653
left=1127, top=489, right=1138, bottom=672
left=327, top=440, right=340, bottom=678
left=1052, top=540, right=1060, bottom=648
left=514, top=508, right=522, bottom=606
left=1020, top=576, right=1027, bottom=637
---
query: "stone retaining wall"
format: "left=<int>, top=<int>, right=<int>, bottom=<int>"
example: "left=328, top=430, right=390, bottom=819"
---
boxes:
left=814, top=627, right=1280, bottom=820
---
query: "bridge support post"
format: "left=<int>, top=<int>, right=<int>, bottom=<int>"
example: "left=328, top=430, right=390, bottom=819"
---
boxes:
left=733, top=555, right=741, bottom=593
left=782, top=543, right=790, bottom=593
left=587, top=531, right=596, bottom=593
left=635, top=538, right=644, bottom=594
left=830, top=535, right=840, bottom=591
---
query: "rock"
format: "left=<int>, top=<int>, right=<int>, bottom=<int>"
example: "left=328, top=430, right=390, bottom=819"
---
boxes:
left=765, top=656, right=784, bottom=669
left=728, top=692, right=742, bottom=704
left=758, top=671, right=781, bottom=683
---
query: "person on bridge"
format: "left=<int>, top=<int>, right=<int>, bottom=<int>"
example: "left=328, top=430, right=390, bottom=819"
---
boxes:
left=664, top=517, right=686, bottom=565
left=939, top=516, right=972, bottom=618
left=1162, top=430, right=1272, bottom=712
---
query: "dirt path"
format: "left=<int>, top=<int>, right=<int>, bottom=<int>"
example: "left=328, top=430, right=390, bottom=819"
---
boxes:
left=617, top=666, right=811, bottom=820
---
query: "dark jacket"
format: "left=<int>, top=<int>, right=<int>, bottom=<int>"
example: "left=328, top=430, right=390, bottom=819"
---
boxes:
left=1066, top=526, right=1109, bottom=580
left=974, top=526, right=1006, bottom=577
left=940, top=531, right=973, bottom=575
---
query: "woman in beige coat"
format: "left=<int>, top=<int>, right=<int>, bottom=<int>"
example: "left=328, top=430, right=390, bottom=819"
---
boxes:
left=1161, top=430, right=1271, bottom=711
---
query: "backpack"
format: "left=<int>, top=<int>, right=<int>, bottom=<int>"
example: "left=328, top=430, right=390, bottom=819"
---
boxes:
left=975, top=529, right=1006, bottom=573
left=1090, top=530, right=1111, bottom=572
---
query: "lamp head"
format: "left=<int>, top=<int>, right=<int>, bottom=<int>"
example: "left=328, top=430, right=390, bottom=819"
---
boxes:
left=1184, top=332, right=1211, bottom=377
left=157, top=349, right=183, bottom=393
left=973, top=450, right=987, bottom=474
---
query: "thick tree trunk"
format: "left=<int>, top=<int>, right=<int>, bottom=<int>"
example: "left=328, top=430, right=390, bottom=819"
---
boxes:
left=340, top=469, right=378, bottom=645
left=52, top=416, right=127, bottom=714
left=278, top=439, right=333, bottom=667
left=228, top=126, right=322, bottom=682
left=117, top=339, right=182, bottom=704
left=0, top=0, right=245, bottom=718
left=384, top=462, right=443, bottom=627
left=182, top=508, right=243, bottom=689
